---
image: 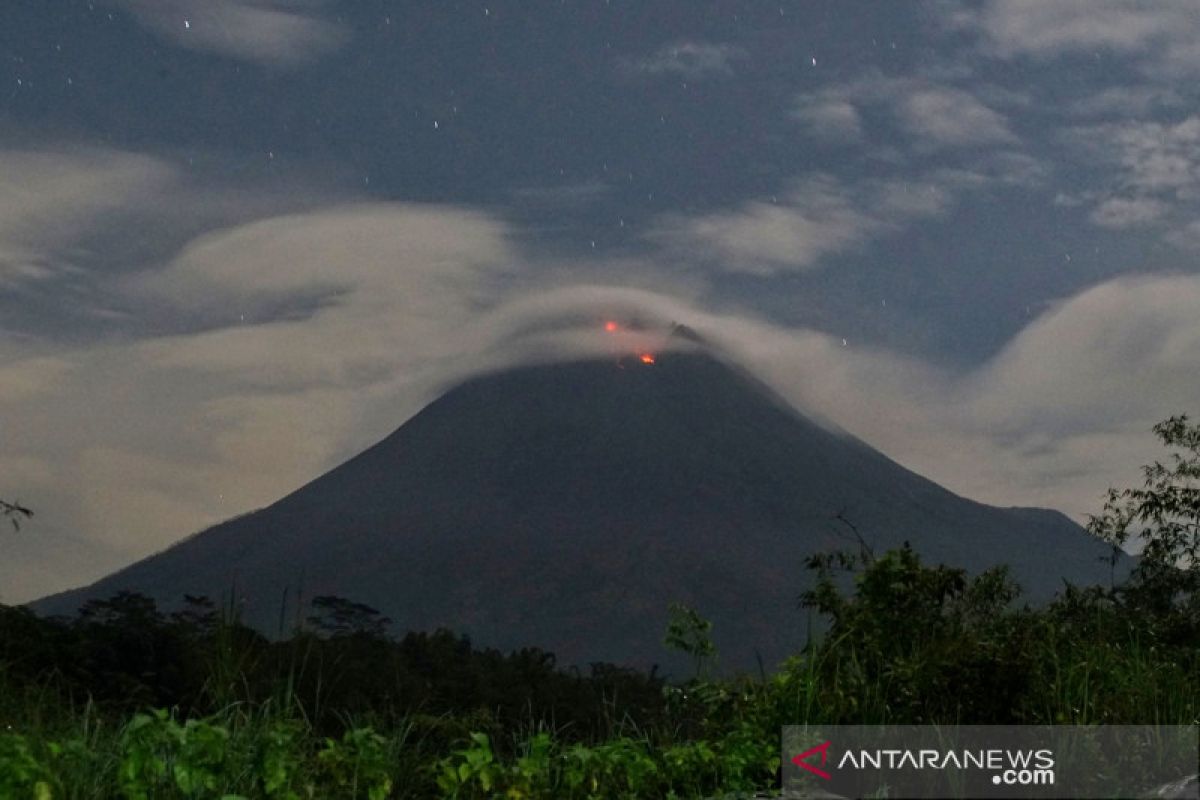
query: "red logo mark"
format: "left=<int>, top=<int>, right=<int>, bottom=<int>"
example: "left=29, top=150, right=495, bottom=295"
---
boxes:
left=792, top=740, right=832, bottom=780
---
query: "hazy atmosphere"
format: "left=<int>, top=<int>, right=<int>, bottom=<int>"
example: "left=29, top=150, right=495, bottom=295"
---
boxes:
left=3, top=0, right=1200, bottom=604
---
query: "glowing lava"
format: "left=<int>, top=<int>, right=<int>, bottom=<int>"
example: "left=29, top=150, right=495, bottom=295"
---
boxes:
left=602, top=321, right=654, bottom=364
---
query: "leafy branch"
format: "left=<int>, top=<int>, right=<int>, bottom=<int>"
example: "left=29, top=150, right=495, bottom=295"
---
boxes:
left=1, top=498, right=33, bottom=531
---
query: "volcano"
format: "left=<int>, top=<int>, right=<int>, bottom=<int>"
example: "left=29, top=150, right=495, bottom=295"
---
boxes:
left=33, top=349, right=1126, bottom=672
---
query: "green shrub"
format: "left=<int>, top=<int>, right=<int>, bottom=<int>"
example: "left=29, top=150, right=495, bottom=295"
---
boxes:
left=0, top=731, right=58, bottom=799
left=118, top=709, right=232, bottom=798
left=316, top=726, right=394, bottom=800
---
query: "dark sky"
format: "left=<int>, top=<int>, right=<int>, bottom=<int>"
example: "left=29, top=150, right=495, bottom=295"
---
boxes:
left=2, top=0, right=1198, bottom=602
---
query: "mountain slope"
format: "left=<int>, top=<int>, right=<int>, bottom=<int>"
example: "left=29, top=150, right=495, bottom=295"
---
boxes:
left=33, top=352, right=1125, bottom=672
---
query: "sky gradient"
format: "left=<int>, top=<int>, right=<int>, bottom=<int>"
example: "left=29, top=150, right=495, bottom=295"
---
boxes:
left=2, top=0, right=1199, bottom=603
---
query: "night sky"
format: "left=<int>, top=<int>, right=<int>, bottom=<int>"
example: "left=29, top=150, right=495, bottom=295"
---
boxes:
left=3, top=1, right=1198, bottom=602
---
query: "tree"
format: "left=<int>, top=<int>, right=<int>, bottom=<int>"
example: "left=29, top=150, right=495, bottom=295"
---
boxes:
left=306, top=595, right=392, bottom=638
left=663, top=602, right=717, bottom=679
left=1087, top=415, right=1199, bottom=624
left=796, top=544, right=1031, bottom=722
left=799, top=543, right=1021, bottom=658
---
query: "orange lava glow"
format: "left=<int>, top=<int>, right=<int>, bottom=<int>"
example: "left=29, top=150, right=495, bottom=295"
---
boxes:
left=640, top=353, right=656, bottom=364
left=604, top=321, right=619, bottom=332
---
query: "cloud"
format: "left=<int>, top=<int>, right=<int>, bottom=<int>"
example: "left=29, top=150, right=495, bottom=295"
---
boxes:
left=1089, top=196, right=1168, bottom=229
left=898, top=87, right=1017, bottom=147
left=791, top=98, right=863, bottom=143
left=130, top=203, right=517, bottom=388
left=0, top=149, right=174, bottom=285
left=0, top=149, right=531, bottom=599
left=973, top=1, right=1179, bottom=56
left=1166, top=219, right=1200, bottom=251
left=872, top=180, right=955, bottom=218
left=511, top=180, right=613, bottom=208
left=112, top=0, right=350, bottom=67
left=652, top=175, right=880, bottom=274
left=1102, top=117, right=1200, bottom=194
left=649, top=169, right=974, bottom=274
left=0, top=139, right=356, bottom=344
left=969, top=0, right=1200, bottom=76
left=137, top=204, right=511, bottom=312
left=932, top=151, right=1049, bottom=189
left=1063, top=116, right=1200, bottom=236
left=964, top=276, right=1200, bottom=433
left=706, top=275, right=1200, bottom=521
left=1066, top=86, right=1183, bottom=118
left=1, top=202, right=523, bottom=603
left=619, top=41, right=746, bottom=79
left=792, top=76, right=1018, bottom=151
left=0, top=355, right=73, bottom=404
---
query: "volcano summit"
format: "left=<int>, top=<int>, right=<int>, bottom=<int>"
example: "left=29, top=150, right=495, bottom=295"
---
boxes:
left=35, top=349, right=1125, bottom=671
